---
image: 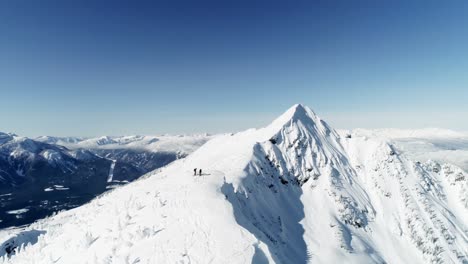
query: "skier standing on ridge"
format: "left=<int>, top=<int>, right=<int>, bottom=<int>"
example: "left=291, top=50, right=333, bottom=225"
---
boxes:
left=199, top=168, right=202, bottom=176
left=194, top=168, right=197, bottom=176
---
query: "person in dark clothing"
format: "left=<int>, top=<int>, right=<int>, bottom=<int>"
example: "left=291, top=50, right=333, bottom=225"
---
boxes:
left=199, top=168, right=202, bottom=176
left=194, top=168, right=197, bottom=176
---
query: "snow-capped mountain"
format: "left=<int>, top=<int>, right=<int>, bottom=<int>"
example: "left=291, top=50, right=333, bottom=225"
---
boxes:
left=1, top=105, right=466, bottom=263
left=0, top=135, right=107, bottom=189
left=0, top=134, right=113, bottom=229
left=35, top=134, right=212, bottom=175
left=0, top=134, right=211, bottom=229
left=35, top=134, right=211, bottom=154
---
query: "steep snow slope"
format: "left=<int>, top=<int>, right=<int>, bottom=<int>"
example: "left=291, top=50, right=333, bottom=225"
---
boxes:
left=1, top=105, right=467, bottom=264
left=341, top=137, right=467, bottom=263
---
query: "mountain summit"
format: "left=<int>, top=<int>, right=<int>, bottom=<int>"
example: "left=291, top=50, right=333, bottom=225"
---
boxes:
left=1, top=105, right=467, bottom=264
left=270, top=104, right=321, bottom=126
left=267, top=104, right=318, bottom=128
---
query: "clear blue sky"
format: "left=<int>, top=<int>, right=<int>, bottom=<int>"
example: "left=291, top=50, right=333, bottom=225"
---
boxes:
left=1, top=1, right=467, bottom=136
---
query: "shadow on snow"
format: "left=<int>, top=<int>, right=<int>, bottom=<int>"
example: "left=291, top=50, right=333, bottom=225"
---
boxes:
left=221, top=145, right=309, bottom=264
left=0, top=229, right=46, bottom=258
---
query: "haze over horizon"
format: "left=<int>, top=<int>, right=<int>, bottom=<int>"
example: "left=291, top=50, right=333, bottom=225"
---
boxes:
left=1, top=1, right=467, bottom=136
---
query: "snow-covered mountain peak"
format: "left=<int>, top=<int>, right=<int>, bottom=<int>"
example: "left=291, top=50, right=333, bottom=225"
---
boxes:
left=267, top=104, right=320, bottom=132
left=184, top=104, right=339, bottom=183
left=270, top=104, right=315, bottom=125
left=263, top=104, right=339, bottom=147
left=1, top=105, right=467, bottom=264
left=91, top=136, right=117, bottom=146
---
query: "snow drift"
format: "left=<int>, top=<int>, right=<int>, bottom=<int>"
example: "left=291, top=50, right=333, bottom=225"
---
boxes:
left=1, top=104, right=467, bottom=264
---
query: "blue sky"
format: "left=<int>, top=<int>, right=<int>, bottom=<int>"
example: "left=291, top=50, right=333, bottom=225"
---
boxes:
left=1, top=1, right=467, bottom=136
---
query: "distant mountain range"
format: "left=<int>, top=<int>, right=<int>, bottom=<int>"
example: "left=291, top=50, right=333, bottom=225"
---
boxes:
left=1, top=105, right=466, bottom=263
left=347, top=128, right=468, bottom=172
left=0, top=133, right=211, bottom=228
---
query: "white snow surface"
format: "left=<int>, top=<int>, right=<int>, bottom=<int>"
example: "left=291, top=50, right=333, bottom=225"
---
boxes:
left=1, top=105, right=467, bottom=263
left=39, top=150, right=63, bottom=166
left=5, top=209, right=29, bottom=215
left=107, top=160, right=117, bottom=183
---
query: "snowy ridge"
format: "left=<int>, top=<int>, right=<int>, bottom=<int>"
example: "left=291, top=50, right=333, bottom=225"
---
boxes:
left=343, top=136, right=468, bottom=263
left=0, top=105, right=467, bottom=263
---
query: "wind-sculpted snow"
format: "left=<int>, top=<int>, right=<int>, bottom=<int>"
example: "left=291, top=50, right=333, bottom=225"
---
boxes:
left=1, top=104, right=467, bottom=263
left=343, top=137, right=468, bottom=263
left=0, top=230, right=45, bottom=258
